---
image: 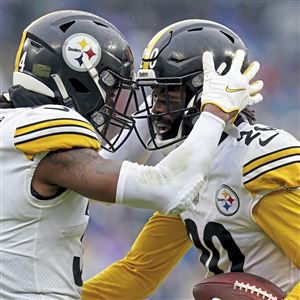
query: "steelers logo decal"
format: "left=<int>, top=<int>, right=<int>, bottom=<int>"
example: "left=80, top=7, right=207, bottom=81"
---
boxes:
left=215, top=185, right=240, bottom=216
left=62, top=33, right=101, bottom=72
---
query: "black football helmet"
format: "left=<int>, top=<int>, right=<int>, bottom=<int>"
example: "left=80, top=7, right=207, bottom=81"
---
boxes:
left=13, top=10, right=138, bottom=152
left=134, top=19, right=248, bottom=151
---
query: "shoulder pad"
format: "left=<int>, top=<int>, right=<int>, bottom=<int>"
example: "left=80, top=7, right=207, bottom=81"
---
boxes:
left=14, top=105, right=100, bottom=159
left=240, top=124, right=300, bottom=195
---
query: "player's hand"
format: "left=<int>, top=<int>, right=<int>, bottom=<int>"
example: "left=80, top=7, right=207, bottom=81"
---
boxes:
left=201, top=49, right=263, bottom=118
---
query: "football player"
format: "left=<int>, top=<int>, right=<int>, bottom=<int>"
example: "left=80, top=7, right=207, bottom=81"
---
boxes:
left=0, top=12, right=262, bottom=299
left=82, top=20, right=300, bottom=300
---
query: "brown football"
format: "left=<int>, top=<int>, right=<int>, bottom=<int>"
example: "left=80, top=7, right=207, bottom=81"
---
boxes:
left=193, top=272, right=286, bottom=300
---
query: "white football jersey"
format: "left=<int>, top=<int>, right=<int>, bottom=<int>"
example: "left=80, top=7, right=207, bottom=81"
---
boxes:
left=180, top=121, right=300, bottom=293
left=0, top=105, right=100, bottom=299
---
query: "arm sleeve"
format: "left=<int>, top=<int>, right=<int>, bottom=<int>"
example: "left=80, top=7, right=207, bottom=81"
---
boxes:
left=116, top=112, right=225, bottom=214
left=82, top=212, right=192, bottom=300
left=252, top=188, right=300, bottom=299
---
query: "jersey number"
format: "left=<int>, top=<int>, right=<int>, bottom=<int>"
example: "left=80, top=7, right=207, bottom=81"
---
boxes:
left=72, top=202, right=89, bottom=287
left=73, top=256, right=83, bottom=286
left=19, top=51, right=27, bottom=72
left=185, top=219, right=245, bottom=274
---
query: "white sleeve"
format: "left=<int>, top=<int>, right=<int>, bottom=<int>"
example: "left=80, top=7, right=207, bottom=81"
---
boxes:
left=116, top=111, right=225, bottom=214
left=100, top=100, right=152, bottom=164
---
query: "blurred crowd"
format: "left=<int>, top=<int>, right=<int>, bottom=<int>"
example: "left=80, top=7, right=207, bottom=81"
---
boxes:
left=1, top=1, right=299, bottom=299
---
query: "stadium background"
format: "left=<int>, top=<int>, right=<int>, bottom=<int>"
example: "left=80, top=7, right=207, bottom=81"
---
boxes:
left=1, top=1, right=299, bottom=299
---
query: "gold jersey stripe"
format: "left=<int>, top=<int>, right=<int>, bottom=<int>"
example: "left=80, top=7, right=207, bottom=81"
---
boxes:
left=15, top=118, right=95, bottom=137
left=244, top=161, right=300, bottom=194
left=15, top=132, right=100, bottom=159
left=16, top=124, right=94, bottom=138
left=243, top=146, right=300, bottom=176
left=142, top=20, right=195, bottom=70
left=15, top=131, right=99, bottom=146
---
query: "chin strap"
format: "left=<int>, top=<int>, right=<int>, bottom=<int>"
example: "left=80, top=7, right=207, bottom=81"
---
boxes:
left=52, top=58, right=108, bottom=110
left=82, top=55, right=107, bottom=101
left=51, top=74, right=75, bottom=109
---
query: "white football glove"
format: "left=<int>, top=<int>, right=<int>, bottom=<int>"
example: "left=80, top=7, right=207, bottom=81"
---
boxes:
left=201, top=49, right=263, bottom=117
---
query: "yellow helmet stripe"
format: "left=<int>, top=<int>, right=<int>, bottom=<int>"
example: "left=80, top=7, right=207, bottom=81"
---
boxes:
left=14, top=31, right=27, bottom=72
left=142, top=19, right=196, bottom=70
left=14, top=12, right=58, bottom=72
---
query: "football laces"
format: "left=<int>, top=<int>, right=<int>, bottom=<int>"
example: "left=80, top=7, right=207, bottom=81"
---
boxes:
left=233, top=280, right=282, bottom=300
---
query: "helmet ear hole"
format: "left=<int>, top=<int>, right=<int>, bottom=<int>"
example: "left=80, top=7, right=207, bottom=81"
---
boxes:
left=69, top=78, right=89, bottom=93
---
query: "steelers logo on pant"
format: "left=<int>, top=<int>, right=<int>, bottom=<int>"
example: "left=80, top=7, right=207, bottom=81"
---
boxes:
left=215, top=184, right=240, bottom=216
left=62, top=33, right=101, bottom=72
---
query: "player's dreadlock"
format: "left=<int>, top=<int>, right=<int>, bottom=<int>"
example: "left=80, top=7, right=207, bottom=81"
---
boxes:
left=241, top=107, right=256, bottom=124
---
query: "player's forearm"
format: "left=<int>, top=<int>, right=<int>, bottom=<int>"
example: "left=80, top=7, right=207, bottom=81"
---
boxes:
left=83, top=260, right=157, bottom=300
left=116, top=111, right=225, bottom=213
left=83, top=212, right=192, bottom=300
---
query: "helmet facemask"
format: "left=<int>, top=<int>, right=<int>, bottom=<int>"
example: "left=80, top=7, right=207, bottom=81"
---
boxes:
left=50, top=64, right=138, bottom=152
left=89, top=70, right=139, bottom=152
left=134, top=70, right=202, bottom=150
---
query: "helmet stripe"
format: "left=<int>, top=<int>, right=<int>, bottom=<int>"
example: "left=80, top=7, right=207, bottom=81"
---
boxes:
left=14, top=31, right=27, bottom=72
left=14, top=12, right=59, bottom=72
left=142, top=19, right=197, bottom=70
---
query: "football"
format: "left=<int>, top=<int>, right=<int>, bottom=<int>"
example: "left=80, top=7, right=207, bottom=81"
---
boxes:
left=193, top=272, right=286, bottom=300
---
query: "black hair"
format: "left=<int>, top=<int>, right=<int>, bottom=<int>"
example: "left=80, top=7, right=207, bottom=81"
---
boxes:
left=241, top=107, right=256, bottom=124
